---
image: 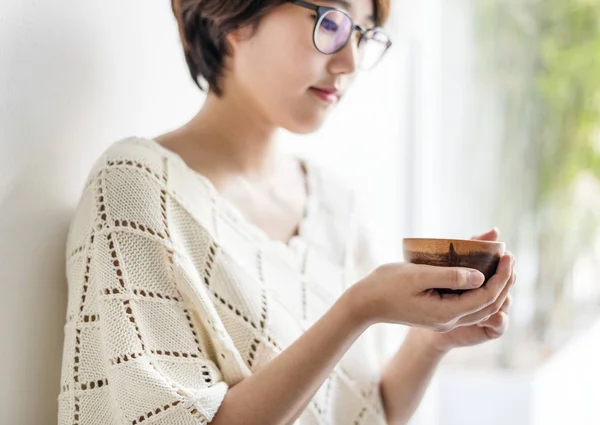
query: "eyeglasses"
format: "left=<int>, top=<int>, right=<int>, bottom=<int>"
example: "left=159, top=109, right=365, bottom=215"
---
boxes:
left=291, top=0, right=392, bottom=70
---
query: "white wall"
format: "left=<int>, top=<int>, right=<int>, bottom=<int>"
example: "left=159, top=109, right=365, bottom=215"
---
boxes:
left=0, top=1, right=415, bottom=424
left=0, top=2, right=201, bottom=423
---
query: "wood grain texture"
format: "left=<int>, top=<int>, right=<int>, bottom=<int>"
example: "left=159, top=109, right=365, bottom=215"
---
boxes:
left=403, top=238, right=505, bottom=294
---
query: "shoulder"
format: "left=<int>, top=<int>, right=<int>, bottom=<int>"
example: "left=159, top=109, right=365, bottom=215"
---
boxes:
left=85, top=136, right=173, bottom=182
left=67, top=137, right=211, bottom=254
left=84, top=137, right=179, bottom=214
left=83, top=136, right=213, bottom=206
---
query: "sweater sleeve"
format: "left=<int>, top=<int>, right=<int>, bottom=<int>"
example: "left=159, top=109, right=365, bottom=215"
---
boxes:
left=59, top=160, right=230, bottom=425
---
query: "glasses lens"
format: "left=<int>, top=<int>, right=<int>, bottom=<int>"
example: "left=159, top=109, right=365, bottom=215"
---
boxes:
left=358, top=29, right=390, bottom=70
left=315, top=10, right=352, bottom=54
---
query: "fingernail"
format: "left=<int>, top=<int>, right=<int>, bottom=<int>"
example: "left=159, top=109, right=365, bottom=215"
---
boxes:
left=468, top=270, right=484, bottom=287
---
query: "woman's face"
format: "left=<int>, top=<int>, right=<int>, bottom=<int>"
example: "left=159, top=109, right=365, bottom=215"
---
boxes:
left=226, top=0, right=377, bottom=134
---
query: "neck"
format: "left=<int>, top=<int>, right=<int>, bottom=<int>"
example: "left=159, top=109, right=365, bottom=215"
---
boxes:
left=185, top=89, right=281, bottom=177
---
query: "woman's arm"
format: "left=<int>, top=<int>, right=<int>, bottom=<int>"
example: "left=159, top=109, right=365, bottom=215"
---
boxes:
left=379, top=249, right=515, bottom=425
left=378, top=329, right=446, bottom=425
left=210, top=288, right=369, bottom=425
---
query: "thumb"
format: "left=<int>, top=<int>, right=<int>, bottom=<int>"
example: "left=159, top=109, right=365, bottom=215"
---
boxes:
left=420, top=266, right=485, bottom=291
left=471, top=227, right=499, bottom=242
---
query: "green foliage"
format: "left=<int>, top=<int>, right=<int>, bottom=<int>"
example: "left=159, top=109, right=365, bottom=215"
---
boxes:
left=475, top=0, right=600, bottom=343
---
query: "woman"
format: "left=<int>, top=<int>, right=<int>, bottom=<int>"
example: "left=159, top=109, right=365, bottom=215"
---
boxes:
left=59, top=0, right=516, bottom=424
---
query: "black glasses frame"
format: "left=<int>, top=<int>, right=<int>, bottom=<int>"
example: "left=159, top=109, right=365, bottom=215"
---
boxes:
left=291, top=0, right=392, bottom=66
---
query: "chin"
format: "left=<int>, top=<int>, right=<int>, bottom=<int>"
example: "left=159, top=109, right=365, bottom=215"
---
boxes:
left=280, top=109, right=332, bottom=135
left=285, top=121, right=325, bottom=135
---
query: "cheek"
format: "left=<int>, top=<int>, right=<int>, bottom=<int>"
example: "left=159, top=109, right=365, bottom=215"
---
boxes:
left=229, top=17, right=335, bottom=132
left=236, top=23, right=324, bottom=98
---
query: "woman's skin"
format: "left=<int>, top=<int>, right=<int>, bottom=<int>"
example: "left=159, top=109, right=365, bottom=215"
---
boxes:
left=155, top=1, right=516, bottom=424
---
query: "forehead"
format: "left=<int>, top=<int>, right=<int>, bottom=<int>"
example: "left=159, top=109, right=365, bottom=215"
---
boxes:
left=315, top=0, right=375, bottom=25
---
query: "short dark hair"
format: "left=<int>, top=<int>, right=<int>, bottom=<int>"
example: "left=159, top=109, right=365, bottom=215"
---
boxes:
left=171, top=0, right=391, bottom=95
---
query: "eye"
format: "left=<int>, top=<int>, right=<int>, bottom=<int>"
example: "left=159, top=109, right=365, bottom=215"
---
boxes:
left=320, top=17, right=339, bottom=32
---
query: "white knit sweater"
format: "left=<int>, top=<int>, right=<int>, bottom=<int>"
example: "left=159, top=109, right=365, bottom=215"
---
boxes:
left=59, top=137, right=388, bottom=425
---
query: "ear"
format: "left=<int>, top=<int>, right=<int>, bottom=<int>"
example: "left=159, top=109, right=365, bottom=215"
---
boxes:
left=226, top=24, right=254, bottom=52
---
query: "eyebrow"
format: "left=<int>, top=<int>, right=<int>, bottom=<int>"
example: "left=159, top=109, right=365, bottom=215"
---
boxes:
left=318, top=0, right=377, bottom=25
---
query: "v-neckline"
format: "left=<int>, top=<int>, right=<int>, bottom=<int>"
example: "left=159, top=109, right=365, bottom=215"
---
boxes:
left=138, top=137, right=320, bottom=253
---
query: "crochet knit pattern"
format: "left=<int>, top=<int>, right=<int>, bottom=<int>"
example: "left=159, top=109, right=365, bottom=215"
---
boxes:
left=59, top=137, right=387, bottom=424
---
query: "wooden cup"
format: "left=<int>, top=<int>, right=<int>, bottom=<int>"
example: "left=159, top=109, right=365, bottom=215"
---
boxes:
left=402, top=238, right=506, bottom=294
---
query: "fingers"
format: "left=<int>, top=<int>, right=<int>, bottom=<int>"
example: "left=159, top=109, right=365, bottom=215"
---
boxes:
left=459, top=260, right=515, bottom=326
left=484, top=295, right=512, bottom=336
left=460, top=280, right=514, bottom=327
left=443, top=253, right=514, bottom=318
left=413, top=264, right=485, bottom=291
left=477, top=294, right=512, bottom=337
left=500, top=293, right=512, bottom=313
left=476, top=294, right=512, bottom=323
left=471, top=228, right=500, bottom=242
left=458, top=273, right=514, bottom=327
left=479, top=311, right=509, bottom=338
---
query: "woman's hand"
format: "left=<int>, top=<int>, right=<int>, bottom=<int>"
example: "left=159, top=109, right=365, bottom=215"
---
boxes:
left=406, top=228, right=516, bottom=353
left=349, top=235, right=514, bottom=332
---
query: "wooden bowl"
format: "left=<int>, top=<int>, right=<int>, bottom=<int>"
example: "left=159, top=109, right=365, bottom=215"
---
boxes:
left=402, top=238, right=506, bottom=294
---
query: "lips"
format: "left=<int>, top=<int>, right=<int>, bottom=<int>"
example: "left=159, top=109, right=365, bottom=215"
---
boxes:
left=309, top=87, right=341, bottom=104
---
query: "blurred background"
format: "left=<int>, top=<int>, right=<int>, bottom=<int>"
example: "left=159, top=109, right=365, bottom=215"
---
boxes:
left=1, top=0, right=599, bottom=424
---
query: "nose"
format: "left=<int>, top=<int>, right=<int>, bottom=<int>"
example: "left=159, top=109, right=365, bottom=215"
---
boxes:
left=327, top=38, right=358, bottom=76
